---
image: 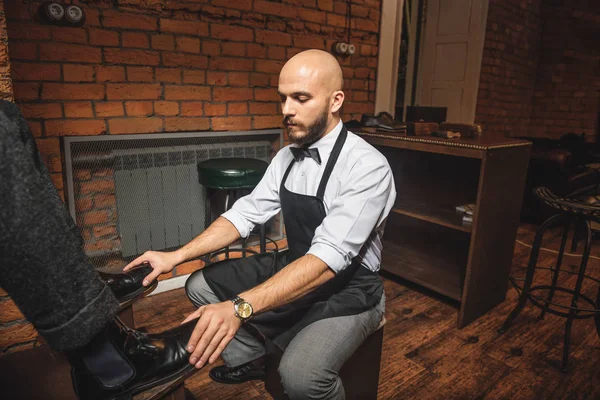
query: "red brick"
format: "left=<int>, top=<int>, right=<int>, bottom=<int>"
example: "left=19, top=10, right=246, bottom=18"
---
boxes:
left=93, top=225, right=117, bottom=238
left=209, top=57, right=254, bottom=71
left=355, top=19, right=378, bottom=33
left=122, top=32, right=149, bottom=48
left=82, top=210, right=111, bottom=225
left=0, top=323, right=37, bottom=349
left=75, top=170, right=92, bottom=181
left=76, top=197, right=93, bottom=212
left=326, top=13, right=346, bottom=27
left=28, top=121, right=43, bottom=137
left=96, top=66, right=125, bottom=82
left=249, top=102, right=277, bottom=115
left=109, top=118, right=163, bottom=134
left=183, top=70, right=205, bottom=84
left=297, top=9, right=327, bottom=24
left=211, top=0, right=253, bottom=11
left=333, top=3, right=347, bottom=14
left=247, top=43, right=267, bottom=59
left=64, top=102, right=94, bottom=118
left=164, top=85, right=211, bottom=100
left=104, top=49, right=160, bottom=66
left=125, top=101, right=154, bottom=116
left=127, top=67, right=154, bottom=82
left=160, top=19, right=208, bottom=36
left=162, top=53, right=208, bottom=68
left=255, top=60, right=284, bottom=74
left=255, top=30, right=292, bottom=46
left=228, top=102, right=248, bottom=115
left=9, top=42, right=38, bottom=61
left=164, top=117, right=210, bottom=132
left=94, top=194, right=116, bottom=208
left=206, top=71, right=227, bottom=86
left=253, top=115, right=282, bottom=129
left=204, top=103, right=227, bottom=117
left=254, top=1, right=297, bottom=18
left=212, top=116, right=252, bottom=131
left=106, top=83, right=161, bottom=100
left=42, top=83, right=105, bottom=100
left=213, top=87, right=253, bottom=102
left=294, top=36, right=325, bottom=49
left=210, top=24, right=254, bottom=42
left=151, top=34, right=175, bottom=51
left=254, top=88, right=279, bottom=102
left=156, top=68, right=181, bottom=83
left=202, top=41, right=221, bottom=56
left=4, top=1, right=33, bottom=20
left=250, top=73, right=270, bottom=87
left=181, top=102, right=204, bottom=117
left=222, top=42, right=246, bottom=57
left=11, top=62, right=60, bottom=81
left=317, top=0, right=333, bottom=11
left=45, top=119, right=106, bottom=136
left=103, top=10, right=157, bottom=30
left=176, top=37, right=200, bottom=53
left=52, top=26, right=88, bottom=44
left=269, top=75, right=279, bottom=86
left=7, top=22, right=51, bottom=40
left=19, top=103, right=62, bottom=119
left=40, top=43, right=101, bottom=63
left=154, top=101, right=179, bottom=116
left=268, top=46, right=286, bottom=60
left=228, top=72, right=249, bottom=86
left=89, top=28, right=119, bottom=47
left=84, top=8, right=101, bottom=26
left=79, top=180, right=113, bottom=196
left=63, top=64, right=95, bottom=82
left=350, top=5, right=369, bottom=18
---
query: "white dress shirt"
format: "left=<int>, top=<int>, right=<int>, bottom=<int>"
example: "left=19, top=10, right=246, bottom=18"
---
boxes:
left=222, top=120, right=397, bottom=274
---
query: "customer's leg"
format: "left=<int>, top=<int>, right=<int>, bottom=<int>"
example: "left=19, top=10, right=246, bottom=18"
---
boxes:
left=278, top=294, right=385, bottom=400
left=185, top=270, right=265, bottom=366
left=0, top=101, right=118, bottom=350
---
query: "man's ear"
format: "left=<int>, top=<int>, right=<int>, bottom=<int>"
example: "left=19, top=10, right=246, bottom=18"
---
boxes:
left=330, top=90, right=345, bottom=113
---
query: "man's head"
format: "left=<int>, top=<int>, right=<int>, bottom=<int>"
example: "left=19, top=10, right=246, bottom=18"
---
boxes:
left=278, top=49, right=344, bottom=146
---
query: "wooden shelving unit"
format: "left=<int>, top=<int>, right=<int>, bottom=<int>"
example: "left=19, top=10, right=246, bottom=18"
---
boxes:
left=358, top=132, right=531, bottom=327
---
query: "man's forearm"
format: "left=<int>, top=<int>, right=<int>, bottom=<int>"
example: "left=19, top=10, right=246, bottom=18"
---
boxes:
left=174, top=216, right=241, bottom=264
left=239, top=254, right=335, bottom=314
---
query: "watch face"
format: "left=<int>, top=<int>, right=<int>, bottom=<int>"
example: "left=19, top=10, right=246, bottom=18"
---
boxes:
left=237, top=302, right=253, bottom=319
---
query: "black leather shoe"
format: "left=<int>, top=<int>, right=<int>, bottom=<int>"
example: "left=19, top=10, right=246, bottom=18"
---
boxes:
left=69, top=319, right=196, bottom=400
left=361, top=112, right=407, bottom=133
left=98, top=264, right=156, bottom=306
left=209, top=358, right=265, bottom=384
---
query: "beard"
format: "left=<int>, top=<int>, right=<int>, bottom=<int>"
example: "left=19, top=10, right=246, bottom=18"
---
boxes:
left=284, top=108, right=329, bottom=146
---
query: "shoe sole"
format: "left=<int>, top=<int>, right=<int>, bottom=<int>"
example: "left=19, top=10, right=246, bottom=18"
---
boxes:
left=117, top=280, right=158, bottom=310
left=208, top=369, right=265, bottom=384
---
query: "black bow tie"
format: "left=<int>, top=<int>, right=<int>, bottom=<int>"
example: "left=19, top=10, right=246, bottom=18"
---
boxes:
left=290, top=146, right=321, bottom=164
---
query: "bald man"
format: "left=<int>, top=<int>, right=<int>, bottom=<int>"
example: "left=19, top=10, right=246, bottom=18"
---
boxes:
left=126, top=49, right=396, bottom=399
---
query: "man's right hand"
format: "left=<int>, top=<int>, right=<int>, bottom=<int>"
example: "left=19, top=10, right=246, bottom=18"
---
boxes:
left=123, top=251, right=181, bottom=286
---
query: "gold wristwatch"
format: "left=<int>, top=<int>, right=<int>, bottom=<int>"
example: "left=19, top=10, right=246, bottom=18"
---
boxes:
left=231, top=296, right=253, bottom=322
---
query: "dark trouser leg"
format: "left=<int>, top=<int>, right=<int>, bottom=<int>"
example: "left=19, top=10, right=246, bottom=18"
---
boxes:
left=0, top=101, right=118, bottom=351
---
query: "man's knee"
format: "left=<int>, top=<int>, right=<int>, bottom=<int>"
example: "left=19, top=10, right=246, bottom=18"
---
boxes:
left=278, top=355, right=343, bottom=400
left=184, top=270, right=218, bottom=307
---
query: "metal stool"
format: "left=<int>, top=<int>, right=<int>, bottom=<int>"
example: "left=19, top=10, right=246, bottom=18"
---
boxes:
left=499, top=187, right=600, bottom=371
left=197, top=157, right=270, bottom=260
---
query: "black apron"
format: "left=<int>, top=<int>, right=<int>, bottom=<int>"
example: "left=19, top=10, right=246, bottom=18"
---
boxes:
left=200, top=126, right=383, bottom=350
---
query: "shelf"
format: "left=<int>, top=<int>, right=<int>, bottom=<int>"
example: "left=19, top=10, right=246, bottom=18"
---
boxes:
left=391, top=203, right=473, bottom=233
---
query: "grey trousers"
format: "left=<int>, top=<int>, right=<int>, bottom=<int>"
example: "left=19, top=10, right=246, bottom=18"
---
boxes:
left=185, top=270, right=385, bottom=400
left=0, top=100, right=119, bottom=351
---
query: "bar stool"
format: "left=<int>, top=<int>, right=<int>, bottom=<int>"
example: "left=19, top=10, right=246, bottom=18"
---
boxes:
left=197, top=157, right=270, bottom=260
left=499, top=187, right=600, bottom=371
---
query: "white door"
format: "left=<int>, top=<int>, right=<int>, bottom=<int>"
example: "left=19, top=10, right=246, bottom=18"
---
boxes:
left=416, top=0, right=488, bottom=123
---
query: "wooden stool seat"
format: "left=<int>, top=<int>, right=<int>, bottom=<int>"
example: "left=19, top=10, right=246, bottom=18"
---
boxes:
left=264, top=317, right=386, bottom=400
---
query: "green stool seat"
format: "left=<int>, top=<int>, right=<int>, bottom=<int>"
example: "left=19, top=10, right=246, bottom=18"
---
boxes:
left=197, top=157, right=268, bottom=190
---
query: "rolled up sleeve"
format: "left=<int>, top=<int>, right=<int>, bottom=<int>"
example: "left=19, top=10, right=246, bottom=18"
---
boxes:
left=307, top=159, right=394, bottom=273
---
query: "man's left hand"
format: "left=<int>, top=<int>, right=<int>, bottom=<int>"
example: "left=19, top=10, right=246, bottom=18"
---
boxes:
left=181, top=301, right=242, bottom=369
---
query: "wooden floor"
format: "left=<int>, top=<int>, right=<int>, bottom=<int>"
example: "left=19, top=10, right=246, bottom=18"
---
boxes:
left=133, top=223, right=600, bottom=399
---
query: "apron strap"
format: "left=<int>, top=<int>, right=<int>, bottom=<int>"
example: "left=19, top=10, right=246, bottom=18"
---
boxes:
left=280, top=159, right=296, bottom=194
left=316, top=126, right=348, bottom=200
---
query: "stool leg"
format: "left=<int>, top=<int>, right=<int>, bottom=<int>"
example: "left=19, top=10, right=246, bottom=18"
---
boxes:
left=260, top=224, right=266, bottom=253
left=561, top=219, right=592, bottom=372
left=499, top=213, right=565, bottom=334
left=539, top=217, right=572, bottom=320
left=224, top=191, right=230, bottom=260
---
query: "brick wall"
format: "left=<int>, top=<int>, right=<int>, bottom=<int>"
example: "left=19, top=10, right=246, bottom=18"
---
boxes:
left=475, top=0, right=543, bottom=140
left=0, top=0, right=12, bottom=100
left=1, top=0, right=381, bottom=354
left=529, top=0, right=600, bottom=140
